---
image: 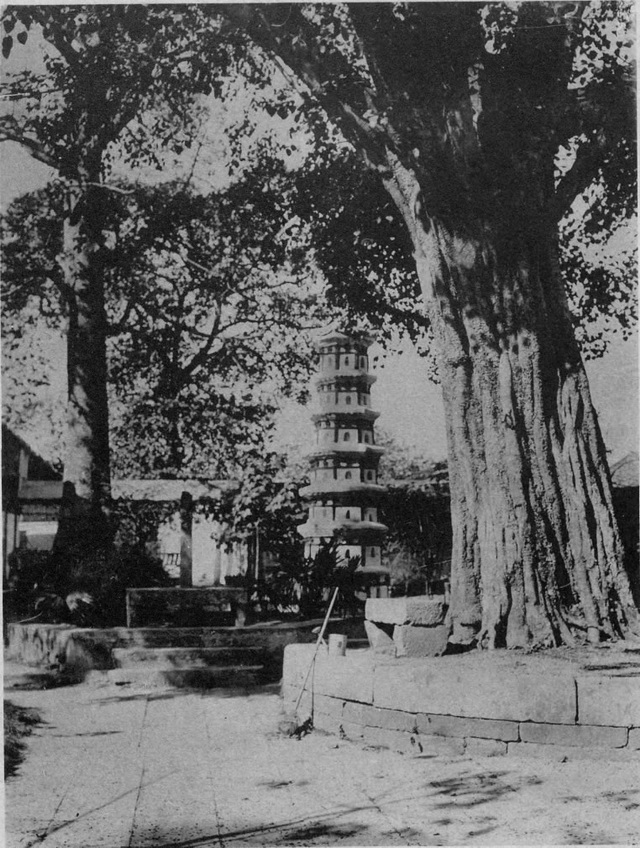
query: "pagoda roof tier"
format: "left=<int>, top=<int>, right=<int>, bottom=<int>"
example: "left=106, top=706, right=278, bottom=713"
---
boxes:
left=316, top=330, right=375, bottom=349
left=308, top=444, right=384, bottom=461
left=297, top=519, right=388, bottom=539
left=359, top=565, right=391, bottom=576
left=300, top=481, right=386, bottom=500
left=312, top=409, right=380, bottom=424
left=315, top=373, right=377, bottom=388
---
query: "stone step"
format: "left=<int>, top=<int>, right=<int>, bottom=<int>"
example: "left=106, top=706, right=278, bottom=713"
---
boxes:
left=101, top=664, right=265, bottom=689
left=112, top=646, right=266, bottom=669
left=112, top=627, right=273, bottom=649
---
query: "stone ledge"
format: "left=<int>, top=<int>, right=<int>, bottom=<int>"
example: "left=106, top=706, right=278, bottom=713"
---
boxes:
left=281, top=644, right=640, bottom=760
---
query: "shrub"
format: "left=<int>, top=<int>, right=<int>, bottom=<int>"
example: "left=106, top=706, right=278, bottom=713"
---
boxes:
left=263, top=539, right=366, bottom=619
left=8, top=544, right=172, bottom=626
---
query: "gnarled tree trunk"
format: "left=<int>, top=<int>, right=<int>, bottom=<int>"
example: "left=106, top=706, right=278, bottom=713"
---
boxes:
left=384, top=156, right=639, bottom=647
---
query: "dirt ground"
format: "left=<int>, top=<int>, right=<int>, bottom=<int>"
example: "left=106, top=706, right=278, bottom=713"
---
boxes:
left=3, top=661, right=640, bottom=847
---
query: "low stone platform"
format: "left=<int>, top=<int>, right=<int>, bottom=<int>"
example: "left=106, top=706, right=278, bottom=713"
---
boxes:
left=125, top=586, right=247, bottom=628
left=282, top=642, right=640, bottom=761
left=5, top=618, right=367, bottom=685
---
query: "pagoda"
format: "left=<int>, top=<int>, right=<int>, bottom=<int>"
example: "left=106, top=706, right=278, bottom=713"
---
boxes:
left=298, top=330, right=389, bottom=594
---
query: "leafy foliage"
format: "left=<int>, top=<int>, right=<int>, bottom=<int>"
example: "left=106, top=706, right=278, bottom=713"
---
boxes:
left=1, top=162, right=329, bottom=478
left=262, top=538, right=365, bottom=620
left=8, top=542, right=172, bottom=627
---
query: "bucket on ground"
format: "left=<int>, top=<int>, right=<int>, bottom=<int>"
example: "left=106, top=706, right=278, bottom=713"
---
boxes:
left=328, top=634, right=347, bottom=656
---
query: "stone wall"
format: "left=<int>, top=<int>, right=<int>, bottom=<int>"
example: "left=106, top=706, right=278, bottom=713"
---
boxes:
left=282, top=644, right=640, bottom=761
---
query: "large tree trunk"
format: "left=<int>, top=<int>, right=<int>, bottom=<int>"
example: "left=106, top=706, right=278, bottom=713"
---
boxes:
left=384, top=157, right=639, bottom=648
left=227, top=0, right=638, bottom=646
left=54, top=184, right=112, bottom=555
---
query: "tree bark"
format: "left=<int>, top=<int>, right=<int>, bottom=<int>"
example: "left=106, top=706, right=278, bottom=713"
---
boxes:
left=226, top=1, right=639, bottom=646
left=383, top=156, right=639, bottom=647
left=54, top=184, right=112, bottom=554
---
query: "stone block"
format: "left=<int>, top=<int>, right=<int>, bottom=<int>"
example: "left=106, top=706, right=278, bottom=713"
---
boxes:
left=342, top=702, right=416, bottom=732
left=465, top=737, right=507, bottom=757
left=364, top=620, right=396, bottom=654
left=362, top=726, right=425, bottom=755
left=507, top=741, right=640, bottom=762
left=281, top=683, right=307, bottom=712
left=519, top=722, right=628, bottom=748
left=415, top=713, right=519, bottom=742
left=282, top=643, right=316, bottom=689
left=373, top=656, right=576, bottom=723
left=281, top=685, right=343, bottom=720
left=577, top=676, right=640, bottom=727
left=338, top=719, right=366, bottom=741
left=628, top=728, right=640, bottom=749
left=366, top=597, right=446, bottom=627
left=393, top=624, right=450, bottom=657
left=313, top=713, right=362, bottom=740
left=415, top=734, right=467, bottom=758
left=312, top=712, right=343, bottom=736
left=313, top=651, right=376, bottom=703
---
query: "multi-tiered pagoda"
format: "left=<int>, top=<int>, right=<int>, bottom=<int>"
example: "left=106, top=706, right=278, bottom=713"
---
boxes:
left=298, top=330, right=389, bottom=593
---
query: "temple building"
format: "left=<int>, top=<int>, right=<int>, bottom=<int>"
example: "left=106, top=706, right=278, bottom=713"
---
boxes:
left=298, top=330, right=389, bottom=594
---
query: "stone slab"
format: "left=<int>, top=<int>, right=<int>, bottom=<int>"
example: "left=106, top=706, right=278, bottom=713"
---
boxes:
left=415, top=713, right=519, bottom=742
left=373, top=657, right=577, bottom=723
left=577, top=676, right=640, bottom=727
left=342, top=702, right=416, bottom=733
left=366, top=597, right=445, bottom=627
left=313, top=713, right=363, bottom=739
left=520, top=722, right=628, bottom=748
left=361, top=726, right=425, bottom=756
left=465, top=737, right=507, bottom=757
left=314, top=653, right=376, bottom=703
left=393, top=624, right=449, bottom=657
left=283, top=644, right=376, bottom=704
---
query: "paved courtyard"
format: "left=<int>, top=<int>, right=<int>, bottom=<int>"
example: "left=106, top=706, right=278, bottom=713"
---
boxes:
left=4, top=667, right=640, bottom=847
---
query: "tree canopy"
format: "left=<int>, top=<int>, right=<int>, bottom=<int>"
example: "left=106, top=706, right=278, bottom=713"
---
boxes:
left=1, top=2, right=637, bottom=646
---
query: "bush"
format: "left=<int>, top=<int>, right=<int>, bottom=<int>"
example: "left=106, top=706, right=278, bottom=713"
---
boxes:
left=262, top=539, right=366, bottom=619
left=8, top=544, right=172, bottom=627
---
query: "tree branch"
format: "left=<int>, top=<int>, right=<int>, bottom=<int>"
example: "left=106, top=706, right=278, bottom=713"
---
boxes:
left=0, top=117, right=58, bottom=168
left=551, top=137, right=606, bottom=223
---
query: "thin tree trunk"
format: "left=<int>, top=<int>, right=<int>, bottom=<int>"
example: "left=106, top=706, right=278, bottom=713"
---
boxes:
left=383, top=157, right=639, bottom=648
left=54, top=185, right=112, bottom=554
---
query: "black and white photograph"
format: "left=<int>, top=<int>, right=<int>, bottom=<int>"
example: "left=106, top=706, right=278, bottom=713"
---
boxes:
left=2, top=2, right=639, bottom=845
